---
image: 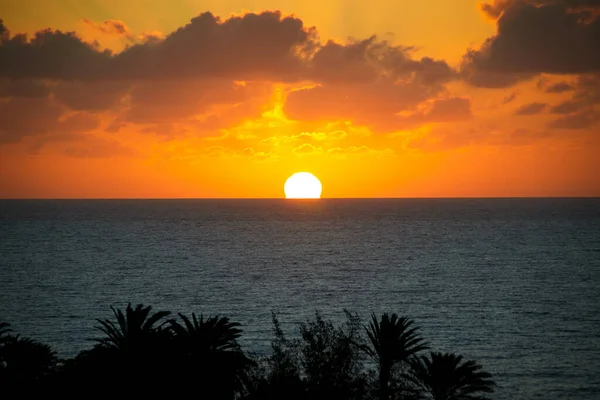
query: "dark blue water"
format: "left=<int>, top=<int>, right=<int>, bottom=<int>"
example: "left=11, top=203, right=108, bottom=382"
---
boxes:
left=1, top=199, right=599, bottom=399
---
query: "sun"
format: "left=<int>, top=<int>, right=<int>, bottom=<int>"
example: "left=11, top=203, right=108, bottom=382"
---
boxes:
left=284, top=172, right=322, bottom=199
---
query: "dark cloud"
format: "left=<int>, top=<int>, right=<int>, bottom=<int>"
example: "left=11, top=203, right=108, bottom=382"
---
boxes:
left=0, top=12, right=460, bottom=141
left=546, top=82, right=574, bottom=93
left=546, top=74, right=600, bottom=128
left=481, top=0, right=600, bottom=20
left=308, top=37, right=454, bottom=85
left=572, top=73, right=600, bottom=104
left=550, top=100, right=583, bottom=114
left=283, top=36, right=455, bottom=132
left=464, top=0, right=600, bottom=86
left=460, top=60, right=533, bottom=88
left=537, top=77, right=575, bottom=93
left=515, top=102, right=547, bottom=115
left=0, top=12, right=455, bottom=86
left=113, top=11, right=311, bottom=81
left=0, top=12, right=310, bottom=81
left=0, top=28, right=112, bottom=80
left=0, top=79, right=50, bottom=98
left=0, top=97, right=98, bottom=143
left=53, top=81, right=129, bottom=111
left=549, top=73, right=600, bottom=115
left=0, top=18, right=8, bottom=41
left=548, top=109, right=600, bottom=128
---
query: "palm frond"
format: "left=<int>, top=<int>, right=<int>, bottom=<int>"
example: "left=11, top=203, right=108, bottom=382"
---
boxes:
left=405, top=352, right=495, bottom=400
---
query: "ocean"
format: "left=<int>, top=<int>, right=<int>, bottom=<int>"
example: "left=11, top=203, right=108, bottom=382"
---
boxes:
left=1, top=198, right=599, bottom=399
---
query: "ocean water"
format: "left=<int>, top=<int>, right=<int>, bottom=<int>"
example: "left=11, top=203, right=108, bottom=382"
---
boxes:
left=1, top=198, right=599, bottom=399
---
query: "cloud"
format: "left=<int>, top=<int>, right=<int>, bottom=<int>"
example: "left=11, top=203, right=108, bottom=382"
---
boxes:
left=408, top=124, right=560, bottom=151
left=0, top=12, right=311, bottom=81
left=53, top=81, right=129, bottom=111
left=0, top=79, right=50, bottom=98
left=548, top=109, right=600, bottom=129
left=63, top=135, right=140, bottom=158
left=538, top=80, right=574, bottom=93
left=308, top=37, right=454, bottom=85
left=261, top=130, right=348, bottom=147
left=292, top=143, right=321, bottom=155
left=82, top=19, right=134, bottom=40
left=284, top=36, right=456, bottom=132
left=284, top=86, right=464, bottom=133
left=114, top=11, right=312, bottom=82
left=29, top=131, right=139, bottom=158
left=464, top=0, right=600, bottom=86
left=116, top=80, right=273, bottom=135
left=549, top=73, right=600, bottom=119
left=0, top=97, right=99, bottom=143
left=326, top=145, right=393, bottom=158
left=241, top=147, right=279, bottom=162
left=514, top=102, right=547, bottom=115
left=0, top=28, right=112, bottom=80
left=550, top=100, right=583, bottom=114
left=502, top=92, right=517, bottom=104
left=411, top=97, right=472, bottom=122
left=0, top=12, right=460, bottom=143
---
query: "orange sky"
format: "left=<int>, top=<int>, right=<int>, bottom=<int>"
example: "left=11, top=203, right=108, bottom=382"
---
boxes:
left=1, top=0, right=599, bottom=198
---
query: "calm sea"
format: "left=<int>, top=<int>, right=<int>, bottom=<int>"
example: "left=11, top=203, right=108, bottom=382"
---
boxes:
left=1, top=199, right=599, bottom=399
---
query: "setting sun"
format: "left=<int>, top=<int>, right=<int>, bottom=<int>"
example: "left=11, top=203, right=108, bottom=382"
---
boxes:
left=284, top=172, right=322, bottom=199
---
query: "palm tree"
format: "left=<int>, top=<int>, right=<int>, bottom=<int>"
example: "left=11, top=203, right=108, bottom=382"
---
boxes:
left=0, top=335, right=57, bottom=387
left=363, top=313, right=428, bottom=399
left=79, top=304, right=173, bottom=395
left=0, top=322, right=11, bottom=344
left=93, top=303, right=171, bottom=353
left=169, top=313, right=243, bottom=352
left=405, top=352, right=495, bottom=400
left=169, top=313, right=254, bottom=399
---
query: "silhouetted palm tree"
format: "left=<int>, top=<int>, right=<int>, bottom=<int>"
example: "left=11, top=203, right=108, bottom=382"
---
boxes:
left=0, top=335, right=57, bottom=389
left=363, top=313, right=428, bottom=399
left=78, top=304, right=173, bottom=396
left=0, top=322, right=11, bottom=344
left=93, top=303, right=171, bottom=353
left=405, top=352, right=495, bottom=400
left=169, top=313, right=254, bottom=399
left=169, top=313, right=243, bottom=352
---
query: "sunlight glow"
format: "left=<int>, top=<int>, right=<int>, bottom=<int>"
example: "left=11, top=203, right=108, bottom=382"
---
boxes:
left=284, top=172, right=322, bottom=199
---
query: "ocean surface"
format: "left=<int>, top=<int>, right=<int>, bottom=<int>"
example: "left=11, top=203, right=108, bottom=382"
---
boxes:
left=1, top=198, right=599, bottom=399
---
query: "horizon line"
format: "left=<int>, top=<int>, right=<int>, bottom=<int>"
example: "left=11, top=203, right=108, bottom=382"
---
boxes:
left=1, top=196, right=599, bottom=201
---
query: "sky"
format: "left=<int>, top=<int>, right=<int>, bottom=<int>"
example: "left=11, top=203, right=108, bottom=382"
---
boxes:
left=0, top=0, right=599, bottom=198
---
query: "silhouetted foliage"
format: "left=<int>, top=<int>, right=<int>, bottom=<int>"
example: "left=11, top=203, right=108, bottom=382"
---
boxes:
left=245, top=313, right=306, bottom=400
left=0, top=333, right=57, bottom=394
left=1, top=307, right=496, bottom=400
left=60, top=303, right=174, bottom=396
left=404, top=352, right=495, bottom=400
left=364, top=313, right=428, bottom=399
left=93, top=303, right=171, bottom=353
left=0, top=322, right=11, bottom=341
left=169, top=313, right=255, bottom=399
left=299, top=310, right=367, bottom=400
